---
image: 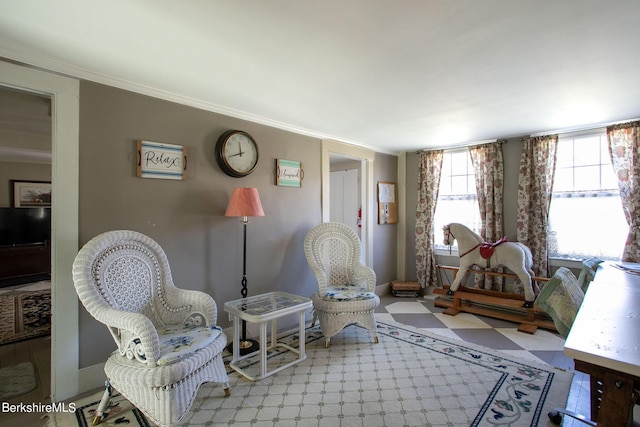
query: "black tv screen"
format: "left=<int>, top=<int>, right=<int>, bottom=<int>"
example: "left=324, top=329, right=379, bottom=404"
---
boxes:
left=0, top=207, right=51, bottom=247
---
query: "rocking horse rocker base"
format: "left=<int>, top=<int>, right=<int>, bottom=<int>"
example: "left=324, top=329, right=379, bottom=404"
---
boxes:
left=445, top=289, right=534, bottom=308
left=434, top=268, right=555, bottom=335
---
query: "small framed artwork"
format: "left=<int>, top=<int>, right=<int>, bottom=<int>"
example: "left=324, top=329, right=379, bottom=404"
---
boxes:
left=11, top=180, right=52, bottom=207
left=377, top=181, right=398, bottom=224
left=136, top=140, right=188, bottom=180
left=275, top=159, right=304, bottom=187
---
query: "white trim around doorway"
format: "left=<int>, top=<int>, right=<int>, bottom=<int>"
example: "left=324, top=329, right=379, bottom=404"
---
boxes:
left=0, top=60, right=80, bottom=401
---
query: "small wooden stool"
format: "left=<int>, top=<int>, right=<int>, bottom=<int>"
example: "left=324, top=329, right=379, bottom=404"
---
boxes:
left=391, top=281, right=421, bottom=297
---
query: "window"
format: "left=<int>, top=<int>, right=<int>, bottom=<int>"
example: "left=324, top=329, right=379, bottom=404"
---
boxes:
left=433, top=150, right=481, bottom=250
left=548, top=130, right=627, bottom=260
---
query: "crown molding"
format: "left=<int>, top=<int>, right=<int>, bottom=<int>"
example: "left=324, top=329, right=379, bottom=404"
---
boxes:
left=1, top=48, right=399, bottom=156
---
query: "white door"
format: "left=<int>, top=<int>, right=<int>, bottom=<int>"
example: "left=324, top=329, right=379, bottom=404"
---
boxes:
left=330, top=169, right=359, bottom=234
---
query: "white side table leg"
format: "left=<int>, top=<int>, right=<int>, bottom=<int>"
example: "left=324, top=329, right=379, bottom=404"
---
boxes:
left=270, top=318, right=277, bottom=349
left=298, top=310, right=306, bottom=359
left=260, top=321, right=268, bottom=378
left=232, top=315, right=240, bottom=363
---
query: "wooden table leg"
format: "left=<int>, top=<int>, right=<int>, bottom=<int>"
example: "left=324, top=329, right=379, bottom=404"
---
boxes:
left=596, top=371, right=635, bottom=426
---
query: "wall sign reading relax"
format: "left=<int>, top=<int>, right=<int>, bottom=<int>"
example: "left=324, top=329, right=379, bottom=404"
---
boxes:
left=136, top=140, right=188, bottom=180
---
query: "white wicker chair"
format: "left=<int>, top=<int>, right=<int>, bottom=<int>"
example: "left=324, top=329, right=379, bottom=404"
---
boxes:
left=72, top=230, right=230, bottom=427
left=304, top=222, right=379, bottom=347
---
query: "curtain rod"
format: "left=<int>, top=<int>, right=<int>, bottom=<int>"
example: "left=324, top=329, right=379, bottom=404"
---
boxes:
left=418, top=117, right=640, bottom=152
left=417, top=139, right=504, bottom=153
left=528, top=117, right=640, bottom=138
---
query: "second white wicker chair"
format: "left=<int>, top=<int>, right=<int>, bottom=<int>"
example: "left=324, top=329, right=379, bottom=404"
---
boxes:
left=304, top=222, right=379, bottom=347
left=72, top=230, right=230, bottom=427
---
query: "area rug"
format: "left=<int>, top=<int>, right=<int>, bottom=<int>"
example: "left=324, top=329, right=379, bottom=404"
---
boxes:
left=0, top=286, right=51, bottom=345
left=0, top=361, right=37, bottom=400
left=49, top=320, right=572, bottom=426
left=183, top=320, right=572, bottom=426
left=46, top=392, right=150, bottom=427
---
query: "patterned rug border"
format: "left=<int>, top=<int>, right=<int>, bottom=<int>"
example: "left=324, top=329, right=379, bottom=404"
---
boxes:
left=75, top=393, right=150, bottom=427
left=48, top=392, right=150, bottom=427
left=373, top=320, right=571, bottom=426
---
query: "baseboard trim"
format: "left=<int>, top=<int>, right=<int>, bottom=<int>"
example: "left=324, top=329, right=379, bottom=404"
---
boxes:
left=78, top=362, right=106, bottom=394
left=376, top=282, right=391, bottom=296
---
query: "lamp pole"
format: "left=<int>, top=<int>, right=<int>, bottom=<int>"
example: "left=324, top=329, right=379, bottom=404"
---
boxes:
left=240, top=216, right=249, bottom=341
left=238, top=216, right=258, bottom=354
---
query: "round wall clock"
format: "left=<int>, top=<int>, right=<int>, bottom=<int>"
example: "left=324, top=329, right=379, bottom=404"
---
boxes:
left=215, top=130, right=259, bottom=178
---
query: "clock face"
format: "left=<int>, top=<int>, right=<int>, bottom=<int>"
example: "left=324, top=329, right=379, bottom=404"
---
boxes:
left=216, top=131, right=259, bottom=177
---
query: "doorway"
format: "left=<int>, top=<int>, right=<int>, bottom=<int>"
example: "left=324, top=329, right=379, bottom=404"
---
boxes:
left=0, top=88, right=52, bottom=407
left=0, top=60, right=80, bottom=401
left=322, top=139, right=374, bottom=267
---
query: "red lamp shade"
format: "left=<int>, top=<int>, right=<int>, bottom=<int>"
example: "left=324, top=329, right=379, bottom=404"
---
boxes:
left=225, top=188, right=265, bottom=217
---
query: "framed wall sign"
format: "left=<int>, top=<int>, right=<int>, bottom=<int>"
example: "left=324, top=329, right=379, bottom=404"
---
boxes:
left=11, top=180, right=52, bottom=207
left=275, top=159, right=304, bottom=187
left=377, top=181, right=398, bottom=224
left=136, top=140, right=187, bottom=180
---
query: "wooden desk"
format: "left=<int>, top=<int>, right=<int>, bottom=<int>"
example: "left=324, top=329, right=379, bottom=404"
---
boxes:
left=564, top=262, right=640, bottom=425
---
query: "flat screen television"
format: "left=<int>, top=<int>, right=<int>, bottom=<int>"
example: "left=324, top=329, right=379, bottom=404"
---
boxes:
left=0, top=207, right=51, bottom=247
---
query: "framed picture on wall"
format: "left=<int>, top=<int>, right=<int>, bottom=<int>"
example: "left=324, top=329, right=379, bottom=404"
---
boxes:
left=136, top=140, right=188, bottom=180
left=275, top=158, right=304, bottom=187
left=11, top=180, right=52, bottom=207
left=377, top=181, right=398, bottom=224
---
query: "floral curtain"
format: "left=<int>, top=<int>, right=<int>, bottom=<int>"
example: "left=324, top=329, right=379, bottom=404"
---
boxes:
left=415, top=150, right=443, bottom=288
left=469, top=142, right=504, bottom=290
left=607, top=121, right=640, bottom=262
left=516, top=135, right=558, bottom=279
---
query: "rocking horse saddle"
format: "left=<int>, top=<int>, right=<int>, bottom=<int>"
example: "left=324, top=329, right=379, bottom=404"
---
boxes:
left=479, top=236, right=508, bottom=259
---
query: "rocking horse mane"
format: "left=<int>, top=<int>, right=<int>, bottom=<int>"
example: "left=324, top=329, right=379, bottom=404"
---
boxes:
left=448, top=223, right=483, bottom=244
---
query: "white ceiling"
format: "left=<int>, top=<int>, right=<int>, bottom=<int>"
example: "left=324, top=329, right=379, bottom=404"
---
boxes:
left=1, top=0, right=639, bottom=154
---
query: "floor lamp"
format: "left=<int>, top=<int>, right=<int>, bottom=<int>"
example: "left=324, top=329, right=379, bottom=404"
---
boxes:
left=225, top=187, right=264, bottom=355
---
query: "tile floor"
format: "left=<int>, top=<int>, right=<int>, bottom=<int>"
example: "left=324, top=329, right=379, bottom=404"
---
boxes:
left=375, top=292, right=593, bottom=426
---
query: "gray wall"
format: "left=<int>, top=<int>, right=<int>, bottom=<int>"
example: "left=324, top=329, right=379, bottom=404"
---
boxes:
left=373, top=152, right=398, bottom=284
left=77, top=82, right=397, bottom=367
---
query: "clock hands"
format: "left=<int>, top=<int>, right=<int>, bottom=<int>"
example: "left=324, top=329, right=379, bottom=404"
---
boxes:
left=228, top=141, right=245, bottom=158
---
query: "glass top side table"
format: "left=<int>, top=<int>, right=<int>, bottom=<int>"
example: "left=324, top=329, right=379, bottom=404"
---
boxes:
left=224, top=291, right=312, bottom=381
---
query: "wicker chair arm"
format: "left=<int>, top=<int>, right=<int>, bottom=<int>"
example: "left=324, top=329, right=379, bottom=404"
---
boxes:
left=350, top=264, right=377, bottom=291
left=92, top=305, right=161, bottom=365
left=165, top=287, right=218, bottom=326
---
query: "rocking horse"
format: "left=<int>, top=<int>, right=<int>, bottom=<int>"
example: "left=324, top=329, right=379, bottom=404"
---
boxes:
left=443, top=223, right=536, bottom=308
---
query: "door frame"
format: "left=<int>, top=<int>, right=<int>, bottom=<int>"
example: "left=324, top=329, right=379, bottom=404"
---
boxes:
left=322, top=139, right=374, bottom=267
left=0, top=60, right=80, bottom=401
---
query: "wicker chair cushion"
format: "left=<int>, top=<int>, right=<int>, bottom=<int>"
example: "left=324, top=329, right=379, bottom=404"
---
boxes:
left=157, top=325, right=223, bottom=366
left=319, top=286, right=377, bottom=302
left=312, top=290, right=379, bottom=314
